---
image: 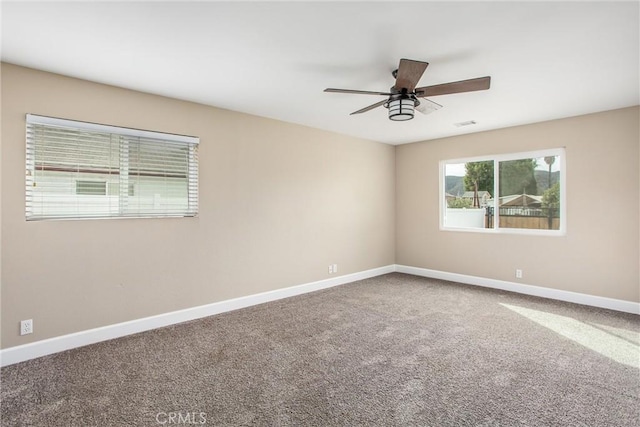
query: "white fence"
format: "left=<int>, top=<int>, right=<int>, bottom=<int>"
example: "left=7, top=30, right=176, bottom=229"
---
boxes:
left=445, top=208, right=485, bottom=228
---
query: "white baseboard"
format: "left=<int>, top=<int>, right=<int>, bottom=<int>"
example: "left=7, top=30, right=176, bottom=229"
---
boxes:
left=0, top=265, right=395, bottom=367
left=395, top=265, right=640, bottom=315
left=3, top=263, right=636, bottom=367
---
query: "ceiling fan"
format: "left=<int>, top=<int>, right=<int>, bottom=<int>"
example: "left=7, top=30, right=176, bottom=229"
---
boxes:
left=324, top=59, right=491, bottom=121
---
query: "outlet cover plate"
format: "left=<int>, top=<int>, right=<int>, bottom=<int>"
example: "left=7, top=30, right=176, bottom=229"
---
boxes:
left=20, top=319, right=33, bottom=335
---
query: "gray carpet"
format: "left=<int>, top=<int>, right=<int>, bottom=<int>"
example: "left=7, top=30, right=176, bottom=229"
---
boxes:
left=1, top=273, right=639, bottom=426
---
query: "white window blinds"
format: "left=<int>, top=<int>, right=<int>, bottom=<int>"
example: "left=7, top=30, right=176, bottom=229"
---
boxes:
left=26, top=114, right=199, bottom=220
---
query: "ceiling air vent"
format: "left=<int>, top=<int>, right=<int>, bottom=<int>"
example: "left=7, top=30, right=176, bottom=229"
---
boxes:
left=454, top=120, right=477, bottom=127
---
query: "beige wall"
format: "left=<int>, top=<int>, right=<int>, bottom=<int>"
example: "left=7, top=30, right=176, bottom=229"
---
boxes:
left=396, top=107, right=640, bottom=302
left=0, top=64, right=396, bottom=349
left=2, top=63, right=638, bottom=351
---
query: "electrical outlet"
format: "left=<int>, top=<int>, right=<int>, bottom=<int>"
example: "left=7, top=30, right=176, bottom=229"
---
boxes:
left=328, top=265, right=333, bottom=274
left=515, top=269, right=523, bottom=279
left=333, top=264, right=338, bottom=274
left=20, top=319, right=33, bottom=335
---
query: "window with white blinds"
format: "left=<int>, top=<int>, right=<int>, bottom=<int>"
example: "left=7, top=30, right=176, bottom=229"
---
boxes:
left=26, top=114, right=199, bottom=220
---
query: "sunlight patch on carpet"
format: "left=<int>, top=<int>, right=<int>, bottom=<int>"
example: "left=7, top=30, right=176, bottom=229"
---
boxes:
left=500, top=303, right=640, bottom=369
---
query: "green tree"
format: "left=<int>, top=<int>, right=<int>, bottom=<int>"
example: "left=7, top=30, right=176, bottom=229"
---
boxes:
left=448, top=198, right=472, bottom=208
left=464, top=161, right=494, bottom=208
left=464, top=161, right=494, bottom=193
left=499, top=159, right=538, bottom=196
left=542, top=182, right=560, bottom=229
left=542, top=182, right=560, bottom=209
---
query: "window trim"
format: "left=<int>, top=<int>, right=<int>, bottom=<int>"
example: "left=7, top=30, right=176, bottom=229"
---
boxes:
left=439, top=148, right=566, bottom=236
left=26, top=114, right=199, bottom=221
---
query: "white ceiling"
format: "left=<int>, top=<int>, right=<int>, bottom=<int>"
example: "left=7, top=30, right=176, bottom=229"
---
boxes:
left=2, top=1, right=638, bottom=145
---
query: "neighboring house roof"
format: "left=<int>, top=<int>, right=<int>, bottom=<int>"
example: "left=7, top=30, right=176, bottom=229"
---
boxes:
left=499, top=194, right=543, bottom=207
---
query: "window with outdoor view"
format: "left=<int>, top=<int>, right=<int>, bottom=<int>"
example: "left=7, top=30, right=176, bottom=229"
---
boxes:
left=441, top=149, right=565, bottom=234
left=26, top=114, right=199, bottom=220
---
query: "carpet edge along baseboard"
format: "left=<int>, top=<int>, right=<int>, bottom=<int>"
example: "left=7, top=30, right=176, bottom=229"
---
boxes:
left=2, top=264, right=637, bottom=367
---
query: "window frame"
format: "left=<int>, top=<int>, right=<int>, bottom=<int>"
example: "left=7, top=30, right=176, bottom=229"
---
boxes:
left=439, top=148, right=566, bottom=236
left=26, top=114, right=199, bottom=221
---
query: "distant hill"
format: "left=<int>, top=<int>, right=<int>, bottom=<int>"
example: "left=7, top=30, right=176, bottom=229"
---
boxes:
left=446, top=171, right=559, bottom=197
left=534, top=170, right=560, bottom=194
left=445, top=175, right=465, bottom=196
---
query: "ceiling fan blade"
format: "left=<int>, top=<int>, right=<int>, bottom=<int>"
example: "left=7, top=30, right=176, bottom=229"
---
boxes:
left=395, top=59, right=429, bottom=91
left=325, top=88, right=393, bottom=96
left=415, top=76, right=491, bottom=97
left=350, top=99, right=387, bottom=115
left=415, top=98, right=443, bottom=115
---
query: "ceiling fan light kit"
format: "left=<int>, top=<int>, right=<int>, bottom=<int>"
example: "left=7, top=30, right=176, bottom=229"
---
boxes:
left=387, top=96, right=415, bottom=121
left=324, top=59, right=491, bottom=122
